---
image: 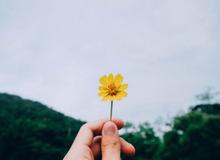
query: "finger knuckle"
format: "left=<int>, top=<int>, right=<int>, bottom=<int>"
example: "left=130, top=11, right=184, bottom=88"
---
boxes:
left=102, top=138, right=120, bottom=150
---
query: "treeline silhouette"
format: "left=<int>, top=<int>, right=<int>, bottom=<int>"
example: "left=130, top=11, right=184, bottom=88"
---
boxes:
left=0, top=93, right=219, bottom=160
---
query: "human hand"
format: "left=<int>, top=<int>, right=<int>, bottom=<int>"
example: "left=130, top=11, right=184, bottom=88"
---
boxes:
left=63, top=118, right=135, bottom=160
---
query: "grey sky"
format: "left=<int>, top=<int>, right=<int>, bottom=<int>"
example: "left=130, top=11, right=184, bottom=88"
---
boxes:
left=0, top=0, right=220, bottom=123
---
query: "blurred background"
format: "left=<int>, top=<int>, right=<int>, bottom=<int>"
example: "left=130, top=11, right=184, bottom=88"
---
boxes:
left=0, top=0, right=220, bottom=159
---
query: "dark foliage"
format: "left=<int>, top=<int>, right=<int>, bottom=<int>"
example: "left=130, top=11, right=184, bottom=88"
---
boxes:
left=0, top=93, right=220, bottom=160
left=191, top=103, right=220, bottom=115
left=122, top=123, right=161, bottom=160
left=160, top=104, right=220, bottom=160
left=0, top=93, right=84, bottom=160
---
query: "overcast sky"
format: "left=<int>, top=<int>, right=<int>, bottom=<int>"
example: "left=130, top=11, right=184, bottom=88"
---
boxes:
left=0, top=0, right=220, bottom=123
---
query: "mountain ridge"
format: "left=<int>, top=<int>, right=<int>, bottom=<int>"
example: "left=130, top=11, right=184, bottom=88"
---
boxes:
left=0, top=92, right=84, bottom=160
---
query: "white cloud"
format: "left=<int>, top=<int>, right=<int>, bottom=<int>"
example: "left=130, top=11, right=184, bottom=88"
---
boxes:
left=0, top=0, right=220, bottom=123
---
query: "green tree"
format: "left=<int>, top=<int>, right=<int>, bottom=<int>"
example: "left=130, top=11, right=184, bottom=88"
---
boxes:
left=1, top=93, right=220, bottom=160
left=160, top=104, right=220, bottom=160
left=122, top=122, right=161, bottom=160
left=0, top=93, right=84, bottom=160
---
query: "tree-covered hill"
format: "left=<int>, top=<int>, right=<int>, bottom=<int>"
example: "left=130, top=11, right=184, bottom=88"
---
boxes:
left=0, top=93, right=84, bottom=160
left=159, top=103, right=220, bottom=160
left=122, top=103, right=220, bottom=160
left=0, top=93, right=220, bottom=160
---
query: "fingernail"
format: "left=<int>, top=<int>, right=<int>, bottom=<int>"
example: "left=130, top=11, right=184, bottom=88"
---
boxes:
left=103, top=121, right=117, bottom=136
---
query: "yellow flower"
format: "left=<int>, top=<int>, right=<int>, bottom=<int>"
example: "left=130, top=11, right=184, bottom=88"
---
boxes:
left=98, top=73, right=128, bottom=101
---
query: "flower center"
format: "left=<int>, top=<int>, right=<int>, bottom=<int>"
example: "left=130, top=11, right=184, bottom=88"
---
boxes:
left=108, top=84, right=118, bottom=96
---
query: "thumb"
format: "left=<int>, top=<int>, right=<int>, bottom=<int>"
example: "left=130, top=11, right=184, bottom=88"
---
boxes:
left=101, top=121, right=121, bottom=160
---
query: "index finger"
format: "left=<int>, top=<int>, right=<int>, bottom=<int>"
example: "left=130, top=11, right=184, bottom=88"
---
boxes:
left=72, top=118, right=124, bottom=146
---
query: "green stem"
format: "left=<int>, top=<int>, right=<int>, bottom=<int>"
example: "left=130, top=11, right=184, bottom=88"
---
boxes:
left=110, top=101, right=113, bottom=121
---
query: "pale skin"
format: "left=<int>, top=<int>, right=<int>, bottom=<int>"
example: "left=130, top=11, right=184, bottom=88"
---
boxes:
left=64, top=118, right=135, bottom=160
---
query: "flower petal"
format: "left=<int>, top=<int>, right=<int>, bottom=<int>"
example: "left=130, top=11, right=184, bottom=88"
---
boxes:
left=102, top=95, right=112, bottom=101
left=119, top=84, right=128, bottom=91
left=115, top=74, right=123, bottom=84
left=99, top=75, right=107, bottom=85
left=98, top=92, right=108, bottom=97
left=118, top=91, right=128, bottom=97
left=107, top=73, right=114, bottom=83
left=98, top=73, right=128, bottom=101
left=115, top=95, right=123, bottom=100
left=98, top=86, right=108, bottom=91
